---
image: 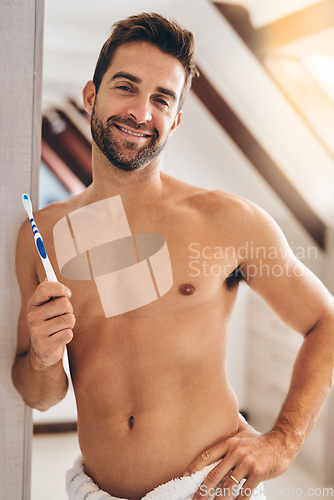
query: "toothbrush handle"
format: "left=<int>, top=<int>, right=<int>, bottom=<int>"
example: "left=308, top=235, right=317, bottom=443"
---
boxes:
left=43, top=257, right=58, bottom=282
left=30, top=218, right=58, bottom=282
left=35, top=237, right=58, bottom=282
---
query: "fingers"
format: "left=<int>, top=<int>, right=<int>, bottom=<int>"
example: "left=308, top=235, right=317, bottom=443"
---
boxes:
left=183, top=440, right=230, bottom=477
left=28, top=280, right=71, bottom=308
left=26, top=281, right=75, bottom=369
left=189, top=428, right=291, bottom=500
left=28, top=307, right=76, bottom=339
left=189, top=434, right=269, bottom=500
left=28, top=313, right=75, bottom=367
left=192, top=459, right=240, bottom=500
left=28, top=295, right=73, bottom=323
left=27, top=293, right=75, bottom=338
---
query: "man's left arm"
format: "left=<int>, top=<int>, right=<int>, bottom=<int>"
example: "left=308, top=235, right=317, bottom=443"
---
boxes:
left=186, top=203, right=334, bottom=500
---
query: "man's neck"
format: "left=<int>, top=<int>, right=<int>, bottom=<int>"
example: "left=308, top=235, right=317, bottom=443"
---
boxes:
left=87, top=143, right=165, bottom=209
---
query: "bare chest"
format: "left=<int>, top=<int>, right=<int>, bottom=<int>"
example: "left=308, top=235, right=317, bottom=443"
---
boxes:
left=36, top=199, right=242, bottom=348
left=49, top=215, right=236, bottom=318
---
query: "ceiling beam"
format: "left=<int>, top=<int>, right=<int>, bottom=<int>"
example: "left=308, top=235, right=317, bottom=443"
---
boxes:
left=191, top=69, right=326, bottom=248
left=214, top=1, right=334, bottom=52
left=42, top=108, right=92, bottom=187
left=41, top=140, right=85, bottom=195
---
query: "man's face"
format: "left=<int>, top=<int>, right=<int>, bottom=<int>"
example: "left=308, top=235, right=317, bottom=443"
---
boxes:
left=88, top=41, right=185, bottom=171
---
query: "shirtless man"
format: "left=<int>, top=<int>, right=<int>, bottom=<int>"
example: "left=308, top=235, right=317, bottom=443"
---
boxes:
left=12, top=12, right=334, bottom=500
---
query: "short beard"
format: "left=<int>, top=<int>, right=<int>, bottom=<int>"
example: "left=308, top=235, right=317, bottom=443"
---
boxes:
left=91, top=108, right=168, bottom=172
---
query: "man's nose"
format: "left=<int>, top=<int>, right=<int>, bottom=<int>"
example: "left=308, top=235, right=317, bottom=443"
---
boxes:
left=127, top=96, right=152, bottom=123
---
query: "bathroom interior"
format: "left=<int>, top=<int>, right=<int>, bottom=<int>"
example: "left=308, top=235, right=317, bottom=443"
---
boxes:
left=1, top=1, right=334, bottom=499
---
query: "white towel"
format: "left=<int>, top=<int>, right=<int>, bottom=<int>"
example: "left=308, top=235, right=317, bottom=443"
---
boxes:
left=66, top=455, right=266, bottom=500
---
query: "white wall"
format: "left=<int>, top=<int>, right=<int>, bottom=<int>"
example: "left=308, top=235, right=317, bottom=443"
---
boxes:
left=0, top=1, right=43, bottom=499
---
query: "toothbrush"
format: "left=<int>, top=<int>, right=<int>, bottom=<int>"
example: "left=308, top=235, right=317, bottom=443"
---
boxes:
left=22, top=193, right=58, bottom=282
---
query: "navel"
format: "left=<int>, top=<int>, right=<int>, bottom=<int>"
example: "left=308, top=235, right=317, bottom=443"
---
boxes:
left=179, top=283, right=195, bottom=296
left=128, top=415, right=134, bottom=430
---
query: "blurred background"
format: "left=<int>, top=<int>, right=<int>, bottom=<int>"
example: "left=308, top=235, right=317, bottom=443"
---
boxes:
left=33, top=0, right=334, bottom=498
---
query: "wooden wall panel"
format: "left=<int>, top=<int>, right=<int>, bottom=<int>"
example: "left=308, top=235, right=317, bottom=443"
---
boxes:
left=0, top=1, right=44, bottom=498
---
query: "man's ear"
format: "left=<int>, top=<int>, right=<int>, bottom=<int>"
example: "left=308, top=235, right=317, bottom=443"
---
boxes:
left=82, top=81, right=96, bottom=115
left=168, top=111, right=182, bottom=138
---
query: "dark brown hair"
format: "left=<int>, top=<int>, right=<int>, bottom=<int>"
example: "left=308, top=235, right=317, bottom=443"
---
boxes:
left=92, top=12, right=199, bottom=110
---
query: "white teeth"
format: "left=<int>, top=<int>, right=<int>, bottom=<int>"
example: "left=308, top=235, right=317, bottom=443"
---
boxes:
left=119, top=126, right=147, bottom=137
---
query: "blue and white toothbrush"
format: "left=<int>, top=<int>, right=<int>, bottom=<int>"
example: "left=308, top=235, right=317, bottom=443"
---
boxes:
left=22, top=193, right=58, bottom=282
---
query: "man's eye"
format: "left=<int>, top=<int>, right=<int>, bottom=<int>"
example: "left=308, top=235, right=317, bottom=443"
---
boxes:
left=155, top=98, right=168, bottom=107
left=117, top=85, right=132, bottom=92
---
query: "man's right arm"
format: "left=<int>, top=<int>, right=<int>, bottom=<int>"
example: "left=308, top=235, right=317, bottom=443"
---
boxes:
left=12, top=220, right=75, bottom=411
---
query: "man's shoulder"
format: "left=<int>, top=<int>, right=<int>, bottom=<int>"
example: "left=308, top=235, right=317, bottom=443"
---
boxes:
left=175, top=185, right=277, bottom=243
left=184, top=187, right=259, bottom=221
left=34, top=199, right=70, bottom=224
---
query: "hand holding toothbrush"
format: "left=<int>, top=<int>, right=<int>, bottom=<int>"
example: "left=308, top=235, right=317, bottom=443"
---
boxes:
left=21, top=194, right=75, bottom=369
left=26, top=281, right=75, bottom=369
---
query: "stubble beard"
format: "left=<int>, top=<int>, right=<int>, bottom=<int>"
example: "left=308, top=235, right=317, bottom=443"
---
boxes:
left=91, top=106, right=169, bottom=172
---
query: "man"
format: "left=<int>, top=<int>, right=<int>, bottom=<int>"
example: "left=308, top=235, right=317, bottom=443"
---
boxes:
left=12, top=12, right=334, bottom=500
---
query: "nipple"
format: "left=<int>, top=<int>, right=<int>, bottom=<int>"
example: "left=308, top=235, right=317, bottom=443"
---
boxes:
left=129, top=415, right=134, bottom=430
left=179, top=283, right=195, bottom=295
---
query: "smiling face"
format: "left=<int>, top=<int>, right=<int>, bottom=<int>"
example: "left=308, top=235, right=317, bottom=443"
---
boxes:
left=83, top=41, right=185, bottom=172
